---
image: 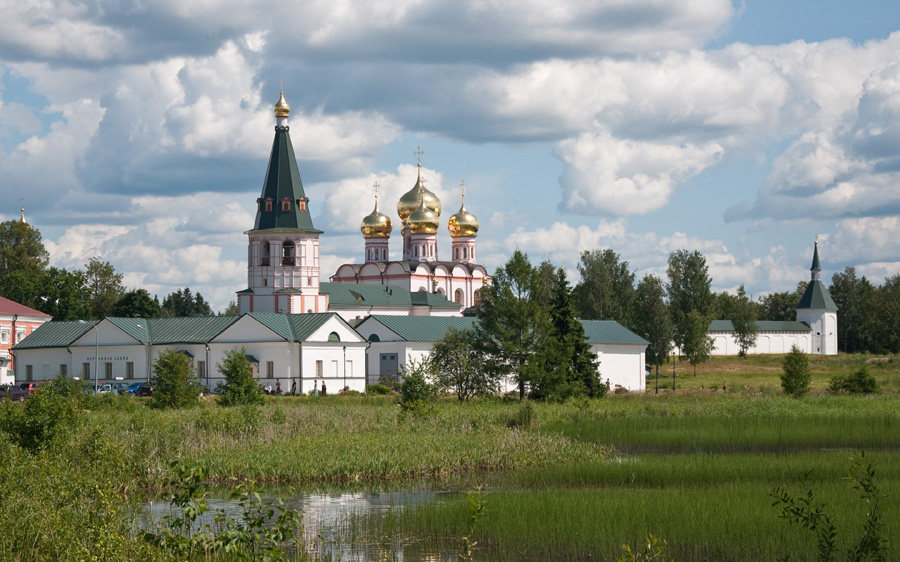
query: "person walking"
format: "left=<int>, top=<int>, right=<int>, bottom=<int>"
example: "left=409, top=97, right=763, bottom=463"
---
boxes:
left=321, top=382, right=327, bottom=396
left=290, top=380, right=297, bottom=396
left=313, top=379, right=318, bottom=397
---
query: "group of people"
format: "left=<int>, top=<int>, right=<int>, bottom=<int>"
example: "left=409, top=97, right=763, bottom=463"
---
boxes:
left=261, top=380, right=327, bottom=396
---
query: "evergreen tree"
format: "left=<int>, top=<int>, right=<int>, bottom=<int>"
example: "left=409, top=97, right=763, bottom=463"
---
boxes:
left=533, top=268, right=601, bottom=399
left=631, top=274, right=673, bottom=391
left=830, top=267, right=874, bottom=353
left=731, top=285, right=759, bottom=357
left=781, top=346, right=811, bottom=398
left=161, top=288, right=213, bottom=317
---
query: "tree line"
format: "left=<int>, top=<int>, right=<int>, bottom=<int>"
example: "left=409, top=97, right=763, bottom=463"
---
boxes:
left=0, top=218, right=233, bottom=319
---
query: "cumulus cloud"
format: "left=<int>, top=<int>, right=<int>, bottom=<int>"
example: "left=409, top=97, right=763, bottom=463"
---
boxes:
left=831, top=217, right=900, bottom=263
left=556, top=129, right=723, bottom=215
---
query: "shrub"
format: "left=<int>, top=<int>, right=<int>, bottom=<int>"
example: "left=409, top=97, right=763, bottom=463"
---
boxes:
left=780, top=346, right=811, bottom=398
left=150, top=349, right=201, bottom=409
left=0, top=378, right=81, bottom=452
left=399, top=359, right=435, bottom=406
left=217, top=347, right=263, bottom=406
left=366, top=383, right=393, bottom=395
left=829, top=366, right=879, bottom=394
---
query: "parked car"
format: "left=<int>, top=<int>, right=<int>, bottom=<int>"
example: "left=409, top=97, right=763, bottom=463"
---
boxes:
left=19, top=382, right=46, bottom=393
left=0, top=384, right=29, bottom=401
left=125, top=382, right=153, bottom=397
left=112, top=382, right=131, bottom=395
left=94, top=383, right=115, bottom=395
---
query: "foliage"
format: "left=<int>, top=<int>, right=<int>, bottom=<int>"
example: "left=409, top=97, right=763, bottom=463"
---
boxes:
left=666, top=249, right=714, bottom=353
left=30, top=266, right=93, bottom=320
left=145, top=460, right=305, bottom=560
left=618, top=535, right=672, bottom=562
left=867, top=274, right=900, bottom=354
left=831, top=267, right=874, bottom=354
left=731, top=285, right=759, bottom=357
left=475, top=250, right=550, bottom=399
left=398, top=358, right=435, bottom=416
left=84, top=256, right=125, bottom=319
left=770, top=452, right=888, bottom=562
left=218, top=347, right=263, bottom=406
left=113, top=288, right=161, bottom=318
left=630, top=274, right=673, bottom=377
left=150, top=349, right=201, bottom=409
left=366, top=383, right=393, bottom=395
left=781, top=345, right=812, bottom=398
left=829, top=367, right=879, bottom=394
left=460, top=486, right=487, bottom=561
left=532, top=267, right=603, bottom=400
left=0, top=218, right=49, bottom=293
left=758, top=282, right=808, bottom=321
left=430, top=327, right=502, bottom=401
left=161, top=287, right=213, bottom=317
left=220, top=300, right=240, bottom=316
left=573, top=248, right=635, bottom=323
left=682, top=309, right=714, bottom=374
left=0, top=374, right=82, bottom=452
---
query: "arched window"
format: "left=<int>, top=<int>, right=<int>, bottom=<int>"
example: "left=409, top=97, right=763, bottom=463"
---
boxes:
left=368, top=334, right=380, bottom=342
left=328, top=332, right=341, bottom=342
left=281, top=198, right=291, bottom=211
left=455, top=288, right=463, bottom=304
left=298, top=197, right=308, bottom=211
left=282, top=240, right=296, bottom=266
left=437, top=288, right=445, bottom=295
left=265, top=198, right=273, bottom=212
left=260, top=240, right=270, bottom=266
left=473, top=288, right=482, bottom=303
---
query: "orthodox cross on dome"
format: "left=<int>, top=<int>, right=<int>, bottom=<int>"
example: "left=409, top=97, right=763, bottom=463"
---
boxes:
left=460, top=180, right=466, bottom=202
left=414, top=146, right=424, bottom=165
left=373, top=181, right=380, bottom=197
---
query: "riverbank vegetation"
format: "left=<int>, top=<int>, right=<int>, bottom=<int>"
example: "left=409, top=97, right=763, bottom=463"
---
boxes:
left=0, top=354, right=898, bottom=560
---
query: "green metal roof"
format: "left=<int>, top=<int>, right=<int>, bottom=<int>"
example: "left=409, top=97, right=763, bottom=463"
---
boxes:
left=811, top=243, right=821, bottom=272
left=363, top=315, right=478, bottom=341
left=796, top=280, right=837, bottom=311
left=250, top=128, right=321, bottom=233
left=11, top=320, right=96, bottom=349
left=144, top=317, right=239, bottom=344
left=709, top=320, right=812, bottom=332
left=580, top=320, right=649, bottom=346
left=246, top=312, right=341, bottom=342
left=320, top=283, right=460, bottom=309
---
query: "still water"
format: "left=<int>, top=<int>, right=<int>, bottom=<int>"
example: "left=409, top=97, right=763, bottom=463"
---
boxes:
left=143, top=483, right=474, bottom=561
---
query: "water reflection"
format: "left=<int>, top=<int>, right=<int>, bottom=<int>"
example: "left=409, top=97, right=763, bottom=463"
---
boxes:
left=143, top=485, right=465, bottom=561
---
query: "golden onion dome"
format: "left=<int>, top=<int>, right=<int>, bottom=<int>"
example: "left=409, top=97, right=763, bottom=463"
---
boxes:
left=448, top=198, right=479, bottom=237
left=274, top=91, right=290, bottom=117
left=360, top=195, right=392, bottom=238
left=407, top=199, right=440, bottom=234
left=397, top=165, right=441, bottom=221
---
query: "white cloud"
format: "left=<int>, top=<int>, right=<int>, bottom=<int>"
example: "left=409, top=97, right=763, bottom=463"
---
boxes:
left=831, top=217, right=900, bottom=263
left=556, top=128, right=723, bottom=215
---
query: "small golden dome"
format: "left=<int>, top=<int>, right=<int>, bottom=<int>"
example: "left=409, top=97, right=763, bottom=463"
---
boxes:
left=407, top=199, right=440, bottom=234
left=274, top=91, right=290, bottom=117
left=398, top=165, right=441, bottom=221
left=448, top=198, right=479, bottom=237
left=360, top=195, right=392, bottom=238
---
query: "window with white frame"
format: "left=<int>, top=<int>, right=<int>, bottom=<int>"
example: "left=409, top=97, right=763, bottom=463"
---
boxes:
left=0, top=329, right=9, bottom=344
left=104, top=362, right=113, bottom=378
left=15, top=328, right=25, bottom=343
left=315, top=360, right=323, bottom=378
left=331, top=360, right=338, bottom=376
left=266, top=361, right=274, bottom=377
left=126, top=362, right=134, bottom=379
left=82, top=363, right=90, bottom=378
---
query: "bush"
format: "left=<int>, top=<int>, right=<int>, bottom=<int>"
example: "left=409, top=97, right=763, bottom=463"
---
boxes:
left=0, top=376, right=82, bottom=452
left=150, top=349, right=201, bottom=409
left=217, top=347, right=263, bottom=406
left=399, top=359, right=435, bottom=405
left=780, top=346, right=811, bottom=398
left=366, top=384, right=393, bottom=395
left=829, top=366, right=879, bottom=394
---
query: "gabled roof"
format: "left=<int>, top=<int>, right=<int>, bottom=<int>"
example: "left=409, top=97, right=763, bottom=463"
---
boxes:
left=143, top=317, right=240, bottom=344
left=11, top=320, right=95, bottom=349
left=245, top=312, right=344, bottom=342
left=797, top=280, right=837, bottom=311
left=320, top=283, right=460, bottom=310
left=362, top=315, right=478, bottom=341
left=709, top=320, right=812, bottom=332
left=0, top=296, right=51, bottom=318
left=250, top=128, right=321, bottom=233
left=580, top=320, right=649, bottom=346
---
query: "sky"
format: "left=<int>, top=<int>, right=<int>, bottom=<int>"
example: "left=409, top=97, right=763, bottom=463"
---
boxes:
left=2, top=0, right=900, bottom=312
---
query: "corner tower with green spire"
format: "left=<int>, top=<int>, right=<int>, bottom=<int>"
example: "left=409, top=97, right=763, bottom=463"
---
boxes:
left=795, top=240, right=838, bottom=355
left=237, top=91, right=329, bottom=315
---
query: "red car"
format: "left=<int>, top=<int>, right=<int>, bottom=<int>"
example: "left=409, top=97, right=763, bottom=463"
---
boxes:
left=19, top=382, right=46, bottom=393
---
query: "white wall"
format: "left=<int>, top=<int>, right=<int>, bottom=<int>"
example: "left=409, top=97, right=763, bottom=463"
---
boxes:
left=594, top=344, right=646, bottom=392
left=710, top=332, right=814, bottom=356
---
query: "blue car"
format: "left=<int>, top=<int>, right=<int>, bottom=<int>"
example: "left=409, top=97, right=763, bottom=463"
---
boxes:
left=125, top=382, right=153, bottom=397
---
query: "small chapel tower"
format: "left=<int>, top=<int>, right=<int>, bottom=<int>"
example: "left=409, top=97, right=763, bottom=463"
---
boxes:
left=448, top=182, right=479, bottom=264
left=360, top=183, right=392, bottom=262
left=795, top=240, right=838, bottom=355
left=237, top=91, right=328, bottom=314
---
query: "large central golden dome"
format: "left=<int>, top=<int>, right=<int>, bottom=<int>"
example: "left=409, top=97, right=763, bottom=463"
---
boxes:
left=361, top=195, right=392, bottom=238
left=398, top=164, right=441, bottom=221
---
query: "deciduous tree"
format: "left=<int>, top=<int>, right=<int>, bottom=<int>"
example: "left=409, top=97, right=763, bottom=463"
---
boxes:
left=666, top=249, right=713, bottom=354
left=217, top=347, right=262, bottom=406
left=430, top=328, right=501, bottom=401
left=84, top=257, right=125, bottom=319
left=631, top=274, right=673, bottom=390
left=574, top=249, right=635, bottom=323
left=0, top=219, right=49, bottom=293
left=150, top=349, right=201, bottom=409
left=731, top=285, right=759, bottom=357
